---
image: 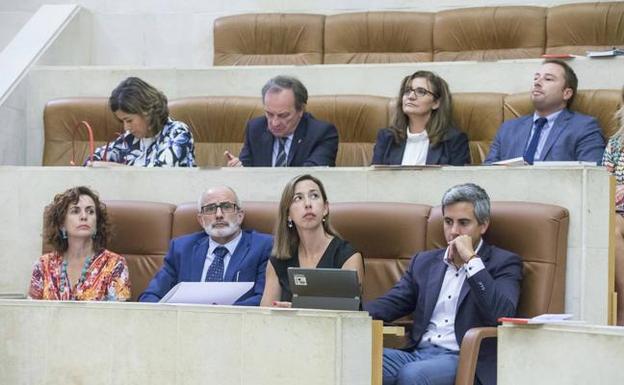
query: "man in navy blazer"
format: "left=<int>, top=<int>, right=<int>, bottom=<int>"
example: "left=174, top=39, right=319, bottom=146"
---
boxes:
left=139, top=186, right=272, bottom=305
left=485, top=59, right=604, bottom=164
left=365, top=183, right=523, bottom=385
left=224, top=75, right=338, bottom=167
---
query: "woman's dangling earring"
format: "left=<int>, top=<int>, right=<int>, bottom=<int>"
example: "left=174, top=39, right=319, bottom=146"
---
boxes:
left=287, top=219, right=293, bottom=228
left=322, top=217, right=326, bottom=223
left=60, top=228, right=68, bottom=239
left=91, top=230, right=97, bottom=239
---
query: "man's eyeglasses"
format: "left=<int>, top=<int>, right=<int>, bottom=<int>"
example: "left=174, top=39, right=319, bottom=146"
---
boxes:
left=403, top=86, right=438, bottom=98
left=200, top=202, right=238, bottom=215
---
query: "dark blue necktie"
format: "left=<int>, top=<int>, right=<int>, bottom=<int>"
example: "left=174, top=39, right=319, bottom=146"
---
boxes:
left=205, top=246, right=228, bottom=282
left=275, top=138, right=287, bottom=167
left=523, top=117, right=548, bottom=165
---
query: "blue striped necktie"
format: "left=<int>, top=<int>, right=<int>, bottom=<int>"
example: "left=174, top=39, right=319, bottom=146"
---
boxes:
left=205, top=246, right=228, bottom=282
left=275, top=138, right=287, bottom=167
left=523, top=117, right=548, bottom=165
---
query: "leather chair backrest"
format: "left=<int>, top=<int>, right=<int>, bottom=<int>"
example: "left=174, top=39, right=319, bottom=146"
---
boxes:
left=453, top=93, right=506, bottom=165
left=42, top=90, right=622, bottom=167
left=546, top=2, right=624, bottom=55
left=213, top=13, right=325, bottom=65
left=43, top=97, right=122, bottom=166
left=324, top=12, right=434, bottom=64
left=169, top=96, right=263, bottom=167
left=331, top=202, right=431, bottom=302
left=307, top=95, right=389, bottom=167
left=426, top=202, right=568, bottom=316
left=433, top=6, right=546, bottom=61
left=504, top=89, right=621, bottom=139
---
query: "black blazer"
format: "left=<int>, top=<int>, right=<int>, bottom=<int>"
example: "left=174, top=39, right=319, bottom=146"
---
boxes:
left=371, top=127, right=470, bottom=165
left=239, top=112, right=339, bottom=167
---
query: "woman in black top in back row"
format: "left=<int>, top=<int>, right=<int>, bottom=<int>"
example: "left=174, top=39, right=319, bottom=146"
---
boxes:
left=372, top=70, right=470, bottom=166
left=260, top=174, right=365, bottom=307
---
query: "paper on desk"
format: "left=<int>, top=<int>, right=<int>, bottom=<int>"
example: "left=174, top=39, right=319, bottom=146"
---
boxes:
left=159, top=282, right=253, bottom=305
left=499, top=313, right=574, bottom=324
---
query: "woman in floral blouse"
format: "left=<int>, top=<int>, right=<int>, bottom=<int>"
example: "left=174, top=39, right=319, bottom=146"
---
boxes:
left=88, top=77, right=196, bottom=167
left=29, top=186, right=130, bottom=301
left=602, top=86, right=624, bottom=325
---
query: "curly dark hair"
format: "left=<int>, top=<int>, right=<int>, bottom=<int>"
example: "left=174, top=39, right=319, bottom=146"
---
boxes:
left=43, top=186, right=110, bottom=252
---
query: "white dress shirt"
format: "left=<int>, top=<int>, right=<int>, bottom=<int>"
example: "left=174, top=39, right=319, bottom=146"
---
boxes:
left=418, top=239, right=485, bottom=351
left=200, top=231, right=243, bottom=281
left=401, top=129, right=429, bottom=166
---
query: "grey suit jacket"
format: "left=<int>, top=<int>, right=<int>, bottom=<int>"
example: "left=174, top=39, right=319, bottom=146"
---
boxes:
left=484, top=109, right=605, bottom=164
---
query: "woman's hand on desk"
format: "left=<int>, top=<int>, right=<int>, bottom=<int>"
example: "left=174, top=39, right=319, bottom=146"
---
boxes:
left=272, top=301, right=292, bottom=308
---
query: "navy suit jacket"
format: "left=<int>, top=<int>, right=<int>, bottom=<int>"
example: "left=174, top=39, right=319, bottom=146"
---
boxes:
left=371, top=127, right=470, bottom=165
left=365, top=242, right=523, bottom=385
left=139, top=230, right=273, bottom=306
left=484, top=109, right=605, bottom=164
left=239, top=112, right=338, bottom=167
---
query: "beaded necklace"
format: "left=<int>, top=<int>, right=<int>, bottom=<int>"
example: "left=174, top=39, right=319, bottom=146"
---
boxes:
left=59, top=252, right=95, bottom=299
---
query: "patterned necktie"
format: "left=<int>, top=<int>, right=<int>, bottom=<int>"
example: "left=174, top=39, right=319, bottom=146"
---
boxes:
left=275, top=138, right=287, bottom=167
left=523, top=117, right=548, bottom=165
left=205, top=246, right=228, bottom=282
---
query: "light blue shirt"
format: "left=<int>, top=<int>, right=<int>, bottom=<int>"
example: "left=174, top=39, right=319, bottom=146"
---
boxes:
left=527, top=110, right=564, bottom=160
left=200, top=231, right=243, bottom=281
left=271, top=134, right=294, bottom=166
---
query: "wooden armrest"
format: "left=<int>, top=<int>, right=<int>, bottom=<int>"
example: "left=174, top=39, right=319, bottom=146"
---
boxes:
left=382, top=325, right=405, bottom=336
left=455, top=327, right=498, bottom=385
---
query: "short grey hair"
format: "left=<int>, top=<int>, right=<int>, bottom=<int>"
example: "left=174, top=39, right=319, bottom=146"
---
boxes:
left=261, top=75, right=308, bottom=111
left=196, top=186, right=242, bottom=212
left=441, top=183, right=490, bottom=225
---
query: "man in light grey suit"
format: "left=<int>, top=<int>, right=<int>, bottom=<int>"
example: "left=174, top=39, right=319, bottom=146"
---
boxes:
left=484, top=59, right=605, bottom=164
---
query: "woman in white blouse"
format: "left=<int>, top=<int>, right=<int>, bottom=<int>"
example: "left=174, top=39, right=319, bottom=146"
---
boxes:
left=371, top=71, right=470, bottom=166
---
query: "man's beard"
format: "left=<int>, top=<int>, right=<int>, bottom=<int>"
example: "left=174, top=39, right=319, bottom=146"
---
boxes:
left=204, top=220, right=239, bottom=239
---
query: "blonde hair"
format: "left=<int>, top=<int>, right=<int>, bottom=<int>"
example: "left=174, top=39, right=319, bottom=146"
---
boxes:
left=272, top=174, right=338, bottom=259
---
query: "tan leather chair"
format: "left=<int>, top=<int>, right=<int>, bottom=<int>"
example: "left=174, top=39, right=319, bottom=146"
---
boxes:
left=324, top=12, right=434, bottom=64
left=43, top=97, right=122, bottom=166
left=308, top=95, right=388, bottom=167
left=42, top=90, right=622, bottom=167
left=106, top=201, right=176, bottom=302
left=213, top=13, right=325, bottom=65
left=427, top=202, right=569, bottom=385
left=433, top=6, right=546, bottom=61
left=330, top=202, right=431, bottom=303
left=453, top=93, right=506, bottom=165
left=546, top=2, right=624, bottom=55
left=169, top=96, right=263, bottom=167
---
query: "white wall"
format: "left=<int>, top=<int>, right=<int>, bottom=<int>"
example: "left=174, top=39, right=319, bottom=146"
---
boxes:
left=0, top=300, right=372, bottom=385
left=499, top=323, right=624, bottom=384
left=0, top=166, right=611, bottom=324
left=0, top=11, right=31, bottom=52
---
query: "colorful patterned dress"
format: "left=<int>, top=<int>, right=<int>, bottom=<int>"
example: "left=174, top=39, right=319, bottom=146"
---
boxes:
left=29, top=249, right=131, bottom=301
left=603, top=135, right=624, bottom=211
left=89, top=118, right=196, bottom=167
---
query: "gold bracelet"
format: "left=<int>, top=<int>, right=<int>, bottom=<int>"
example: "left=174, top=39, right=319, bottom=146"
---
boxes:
left=466, top=254, right=478, bottom=263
